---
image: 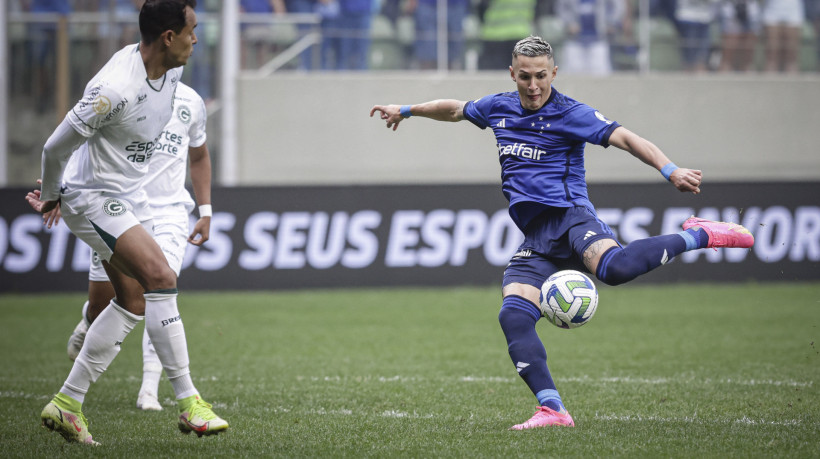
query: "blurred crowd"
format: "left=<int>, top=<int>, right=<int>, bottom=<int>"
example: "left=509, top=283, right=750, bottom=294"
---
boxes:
left=227, top=0, right=820, bottom=73
left=7, top=0, right=820, bottom=107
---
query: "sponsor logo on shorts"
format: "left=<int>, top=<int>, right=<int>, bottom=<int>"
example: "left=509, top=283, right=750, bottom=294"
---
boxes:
left=92, top=96, right=111, bottom=114
left=103, top=198, right=126, bottom=216
left=177, top=104, right=191, bottom=124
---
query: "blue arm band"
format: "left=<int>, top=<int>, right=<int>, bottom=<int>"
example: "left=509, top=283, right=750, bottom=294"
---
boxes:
left=660, top=163, right=678, bottom=181
left=400, top=105, right=412, bottom=118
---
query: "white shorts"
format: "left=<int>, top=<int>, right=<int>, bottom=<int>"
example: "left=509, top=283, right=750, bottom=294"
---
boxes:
left=86, top=203, right=190, bottom=281
left=150, top=204, right=190, bottom=277
left=88, top=249, right=108, bottom=282
left=61, top=189, right=152, bottom=263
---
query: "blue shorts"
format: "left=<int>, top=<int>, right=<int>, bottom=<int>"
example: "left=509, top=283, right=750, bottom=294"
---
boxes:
left=503, top=206, right=618, bottom=289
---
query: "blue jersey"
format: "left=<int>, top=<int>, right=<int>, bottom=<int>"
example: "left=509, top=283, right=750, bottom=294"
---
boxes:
left=463, top=87, right=620, bottom=231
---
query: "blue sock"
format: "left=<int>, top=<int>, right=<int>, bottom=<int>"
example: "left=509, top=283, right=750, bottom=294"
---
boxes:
left=535, top=389, right=565, bottom=412
left=498, top=296, right=559, bottom=404
left=596, top=234, right=688, bottom=286
left=679, top=227, right=709, bottom=250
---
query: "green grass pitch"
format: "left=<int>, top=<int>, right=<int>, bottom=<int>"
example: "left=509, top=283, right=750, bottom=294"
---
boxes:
left=1, top=283, right=818, bottom=457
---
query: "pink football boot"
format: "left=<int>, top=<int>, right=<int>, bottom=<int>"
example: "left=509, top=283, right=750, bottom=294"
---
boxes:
left=509, top=406, right=575, bottom=430
left=682, top=217, right=754, bottom=249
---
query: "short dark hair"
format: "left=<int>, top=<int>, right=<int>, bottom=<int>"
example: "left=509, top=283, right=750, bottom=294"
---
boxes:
left=139, top=0, right=197, bottom=45
left=512, top=36, right=554, bottom=61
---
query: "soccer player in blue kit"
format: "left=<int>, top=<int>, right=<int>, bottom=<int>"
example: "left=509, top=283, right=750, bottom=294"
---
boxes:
left=370, top=35, right=754, bottom=430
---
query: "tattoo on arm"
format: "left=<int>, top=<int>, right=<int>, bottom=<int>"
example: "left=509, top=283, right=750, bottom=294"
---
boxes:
left=454, top=101, right=466, bottom=120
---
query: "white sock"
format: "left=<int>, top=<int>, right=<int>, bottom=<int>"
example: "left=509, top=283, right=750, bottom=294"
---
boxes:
left=61, top=300, right=141, bottom=403
left=140, top=326, right=163, bottom=395
left=144, top=290, right=197, bottom=400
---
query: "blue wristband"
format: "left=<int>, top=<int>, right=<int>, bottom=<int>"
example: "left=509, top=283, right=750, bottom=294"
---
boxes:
left=660, top=162, right=678, bottom=181
left=400, top=105, right=412, bottom=118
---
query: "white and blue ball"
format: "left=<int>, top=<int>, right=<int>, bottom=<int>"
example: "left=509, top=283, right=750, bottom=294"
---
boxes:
left=539, top=270, right=599, bottom=329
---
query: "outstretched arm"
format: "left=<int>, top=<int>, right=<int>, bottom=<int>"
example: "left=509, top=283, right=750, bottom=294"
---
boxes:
left=608, top=126, right=702, bottom=194
left=187, top=143, right=212, bottom=246
left=369, top=99, right=467, bottom=131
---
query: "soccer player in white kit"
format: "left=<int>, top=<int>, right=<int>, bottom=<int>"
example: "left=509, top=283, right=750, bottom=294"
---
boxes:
left=30, top=0, right=227, bottom=445
left=35, top=81, right=213, bottom=412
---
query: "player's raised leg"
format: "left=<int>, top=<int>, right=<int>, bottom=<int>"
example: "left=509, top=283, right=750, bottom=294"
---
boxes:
left=588, top=217, right=754, bottom=287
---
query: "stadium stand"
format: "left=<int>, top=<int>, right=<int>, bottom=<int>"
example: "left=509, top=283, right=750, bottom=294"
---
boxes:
left=369, top=14, right=403, bottom=69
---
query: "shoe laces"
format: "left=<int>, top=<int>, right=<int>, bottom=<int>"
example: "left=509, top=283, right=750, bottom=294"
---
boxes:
left=188, top=398, right=218, bottom=421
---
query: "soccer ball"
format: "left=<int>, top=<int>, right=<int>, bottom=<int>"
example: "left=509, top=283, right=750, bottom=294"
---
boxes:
left=539, top=270, right=599, bottom=329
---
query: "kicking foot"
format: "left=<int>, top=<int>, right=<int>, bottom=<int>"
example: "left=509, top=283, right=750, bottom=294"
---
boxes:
left=509, top=406, right=575, bottom=430
left=177, top=395, right=229, bottom=437
left=682, top=217, right=754, bottom=249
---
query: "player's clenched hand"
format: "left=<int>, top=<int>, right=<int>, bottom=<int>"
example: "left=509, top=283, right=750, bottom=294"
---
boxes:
left=669, top=168, right=702, bottom=195
left=369, top=105, right=404, bottom=131
left=188, top=217, right=211, bottom=246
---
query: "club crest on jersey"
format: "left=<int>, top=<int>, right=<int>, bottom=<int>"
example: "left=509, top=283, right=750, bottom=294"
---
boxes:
left=93, top=96, right=111, bottom=115
left=594, top=111, right=614, bottom=125
left=102, top=198, right=126, bottom=216
left=177, top=105, right=191, bottom=124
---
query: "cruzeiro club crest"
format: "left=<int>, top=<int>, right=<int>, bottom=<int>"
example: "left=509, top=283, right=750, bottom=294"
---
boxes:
left=103, top=198, right=126, bottom=216
left=177, top=104, right=191, bottom=124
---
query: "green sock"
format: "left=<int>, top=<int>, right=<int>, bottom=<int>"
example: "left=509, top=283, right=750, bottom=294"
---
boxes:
left=54, top=392, right=82, bottom=412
